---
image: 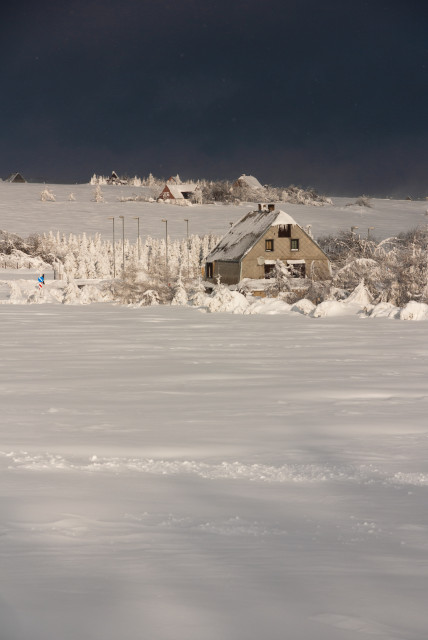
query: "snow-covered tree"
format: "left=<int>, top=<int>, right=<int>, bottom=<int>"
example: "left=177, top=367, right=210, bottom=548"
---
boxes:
left=92, top=184, right=104, bottom=203
left=265, top=260, right=296, bottom=300
left=171, top=271, right=188, bottom=306
left=40, top=188, right=55, bottom=202
left=62, top=281, right=81, bottom=304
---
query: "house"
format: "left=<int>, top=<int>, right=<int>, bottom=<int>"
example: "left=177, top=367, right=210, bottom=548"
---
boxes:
left=158, top=182, right=199, bottom=201
left=232, top=174, right=263, bottom=191
left=4, top=173, right=26, bottom=183
left=204, top=203, right=331, bottom=285
left=106, top=171, right=127, bottom=185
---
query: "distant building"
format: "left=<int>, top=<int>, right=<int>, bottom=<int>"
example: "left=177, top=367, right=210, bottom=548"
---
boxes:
left=166, top=175, right=182, bottom=184
left=158, top=182, right=199, bottom=201
left=4, top=173, right=26, bottom=183
left=204, top=203, right=331, bottom=285
left=106, top=171, right=127, bottom=185
left=232, top=174, right=263, bottom=191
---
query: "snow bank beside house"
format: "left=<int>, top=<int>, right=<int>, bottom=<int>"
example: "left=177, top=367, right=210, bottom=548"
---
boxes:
left=245, top=298, right=292, bottom=315
left=367, top=301, right=400, bottom=318
left=202, top=285, right=250, bottom=314
left=2, top=274, right=428, bottom=321
left=312, top=299, right=355, bottom=317
left=399, top=300, right=428, bottom=321
left=290, top=298, right=316, bottom=315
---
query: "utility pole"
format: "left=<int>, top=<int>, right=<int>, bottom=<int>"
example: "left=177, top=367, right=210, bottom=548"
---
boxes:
left=133, top=217, right=140, bottom=262
left=119, top=215, right=125, bottom=275
left=184, top=218, right=189, bottom=278
left=161, top=219, right=168, bottom=280
left=108, top=217, right=116, bottom=278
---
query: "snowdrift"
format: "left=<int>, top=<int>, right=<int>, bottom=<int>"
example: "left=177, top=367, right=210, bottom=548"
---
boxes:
left=1, top=276, right=428, bottom=321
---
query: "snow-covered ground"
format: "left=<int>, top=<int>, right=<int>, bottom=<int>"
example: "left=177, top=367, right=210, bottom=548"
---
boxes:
left=1, top=183, right=428, bottom=640
left=1, top=305, right=428, bottom=640
left=1, top=181, right=427, bottom=242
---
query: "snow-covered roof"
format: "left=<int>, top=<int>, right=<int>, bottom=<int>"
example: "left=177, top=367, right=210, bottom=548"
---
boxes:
left=178, top=183, right=198, bottom=192
left=234, top=174, right=263, bottom=190
left=206, top=207, right=298, bottom=262
left=163, top=183, right=198, bottom=199
left=166, top=185, right=185, bottom=199
left=271, top=210, right=296, bottom=226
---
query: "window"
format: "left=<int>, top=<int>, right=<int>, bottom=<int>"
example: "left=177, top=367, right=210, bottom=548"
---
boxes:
left=265, top=239, right=274, bottom=252
left=289, top=263, right=306, bottom=278
left=206, top=262, right=213, bottom=278
left=291, top=239, right=299, bottom=251
left=264, top=263, right=275, bottom=278
left=278, top=224, right=291, bottom=238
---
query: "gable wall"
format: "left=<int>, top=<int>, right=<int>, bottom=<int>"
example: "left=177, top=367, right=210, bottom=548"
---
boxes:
left=210, top=261, right=241, bottom=285
left=242, top=225, right=330, bottom=280
left=160, top=185, right=174, bottom=199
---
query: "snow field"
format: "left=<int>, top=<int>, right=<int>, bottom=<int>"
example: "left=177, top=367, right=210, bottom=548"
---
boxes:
left=1, top=181, right=427, bottom=242
left=1, top=183, right=428, bottom=639
left=1, top=305, right=428, bottom=640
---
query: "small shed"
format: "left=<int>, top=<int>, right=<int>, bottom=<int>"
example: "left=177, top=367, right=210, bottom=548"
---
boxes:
left=204, top=203, right=331, bottom=285
left=5, top=173, right=26, bottom=183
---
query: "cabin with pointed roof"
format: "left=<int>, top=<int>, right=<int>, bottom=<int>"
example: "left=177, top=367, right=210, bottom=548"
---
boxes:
left=106, top=171, right=128, bottom=185
left=204, top=204, right=331, bottom=285
left=158, top=182, right=199, bottom=201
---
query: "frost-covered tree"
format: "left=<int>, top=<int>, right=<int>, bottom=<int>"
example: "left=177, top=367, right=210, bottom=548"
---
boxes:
left=265, top=260, right=296, bottom=301
left=109, top=263, right=174, bottom=306
left=92, top=184, right=104, bottom=203
left=317, top=226, right=428, bottom=306
left=62, top=281, right=81, bottom=304
left=40, top=188, right=55, bottom=202
left=171, top=270, right=188, bottom=306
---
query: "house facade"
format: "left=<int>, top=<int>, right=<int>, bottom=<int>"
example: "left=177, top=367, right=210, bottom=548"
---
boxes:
left=204, top=204, right=331, bottom=285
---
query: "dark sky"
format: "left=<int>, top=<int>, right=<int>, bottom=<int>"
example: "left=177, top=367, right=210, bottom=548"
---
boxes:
left=1, top=0, right=428, bottom=196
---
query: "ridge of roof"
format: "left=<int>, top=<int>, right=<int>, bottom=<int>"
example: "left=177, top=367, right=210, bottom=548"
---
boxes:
left=206, top=207, right=297, bottom=262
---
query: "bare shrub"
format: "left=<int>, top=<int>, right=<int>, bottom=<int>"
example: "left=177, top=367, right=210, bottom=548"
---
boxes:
left=317, top=226, right=428, bottom=306
left=355, top=195, right=372, bottom=207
